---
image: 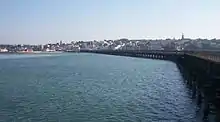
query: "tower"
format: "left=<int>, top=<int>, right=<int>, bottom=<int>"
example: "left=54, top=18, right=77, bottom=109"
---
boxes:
left=181, top=33, right=184, bottom=40
left=60, top=40, right=63, bottom=45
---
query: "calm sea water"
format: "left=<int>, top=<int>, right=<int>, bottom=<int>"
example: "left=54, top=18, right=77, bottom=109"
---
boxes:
left=0, top=53, right=200, bottom=122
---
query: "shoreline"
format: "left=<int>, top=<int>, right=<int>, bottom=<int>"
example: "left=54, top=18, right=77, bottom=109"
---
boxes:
left=0, top=51, right=65, bottom=54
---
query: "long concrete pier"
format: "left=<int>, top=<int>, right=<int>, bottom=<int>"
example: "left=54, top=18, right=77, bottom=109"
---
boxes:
left=80, top=49, right=220, bottom=121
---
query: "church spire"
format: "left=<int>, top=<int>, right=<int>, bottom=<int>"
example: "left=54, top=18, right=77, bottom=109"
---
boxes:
left=181, top=33, right=184, bottom=40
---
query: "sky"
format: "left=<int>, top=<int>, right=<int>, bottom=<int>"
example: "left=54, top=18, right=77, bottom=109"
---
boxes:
left=0, top=0, right=220, bottom=44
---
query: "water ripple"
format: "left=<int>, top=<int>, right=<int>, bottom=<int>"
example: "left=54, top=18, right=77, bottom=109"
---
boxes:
left=0, top=54, right=200, bottom=122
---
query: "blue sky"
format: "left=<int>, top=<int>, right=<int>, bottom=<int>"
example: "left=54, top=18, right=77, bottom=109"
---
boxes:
left=0, top=0, right=220, bottom=44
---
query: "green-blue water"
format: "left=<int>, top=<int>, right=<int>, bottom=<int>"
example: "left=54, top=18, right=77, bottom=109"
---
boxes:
left=0, top=53, right=199, bottom=122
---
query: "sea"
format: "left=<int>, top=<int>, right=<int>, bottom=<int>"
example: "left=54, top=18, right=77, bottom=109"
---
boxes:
left=0, top=53, right=203, bottom=122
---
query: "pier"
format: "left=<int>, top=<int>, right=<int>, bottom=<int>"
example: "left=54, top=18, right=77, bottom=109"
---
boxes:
left=80, top=49, right=220, bottom=121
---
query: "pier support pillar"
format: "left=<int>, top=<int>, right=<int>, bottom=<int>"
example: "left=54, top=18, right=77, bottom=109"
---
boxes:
left=203, top=98, right=210, bottom=120
left=216, top=110, right=220, bottom=122
left=192, top=82, right=196, bottom=98
left=197, top=91, right=202, bottom=106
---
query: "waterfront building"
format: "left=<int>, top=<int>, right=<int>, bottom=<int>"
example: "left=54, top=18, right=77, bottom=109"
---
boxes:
left=0, top=48, right=8, bottom=52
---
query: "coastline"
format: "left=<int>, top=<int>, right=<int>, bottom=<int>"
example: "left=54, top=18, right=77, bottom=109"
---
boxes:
left=0, top=51, right=65, bottom=54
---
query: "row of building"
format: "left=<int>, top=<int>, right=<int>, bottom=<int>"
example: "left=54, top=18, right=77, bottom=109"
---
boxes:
left=1, top=35, right=220, bottom=53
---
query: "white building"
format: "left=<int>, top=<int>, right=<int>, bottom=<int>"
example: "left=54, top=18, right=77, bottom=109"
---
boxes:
left=148, top=41, right=164, bottom=50
left=0, top=48, right=8, bottom=52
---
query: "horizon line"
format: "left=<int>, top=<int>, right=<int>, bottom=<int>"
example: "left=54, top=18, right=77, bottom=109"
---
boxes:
left=0, top=37, right=220, bottom=45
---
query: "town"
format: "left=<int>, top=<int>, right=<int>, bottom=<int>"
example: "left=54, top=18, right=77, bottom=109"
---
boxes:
left=0, top=34, right=220, bottom=53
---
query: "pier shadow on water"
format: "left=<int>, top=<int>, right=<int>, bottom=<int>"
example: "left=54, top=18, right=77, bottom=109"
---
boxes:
left=177, top=64, right=220, bottom=122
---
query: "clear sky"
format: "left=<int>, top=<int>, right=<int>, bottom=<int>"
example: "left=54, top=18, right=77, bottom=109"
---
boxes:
left=0, top=0, right=220, bottom=44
